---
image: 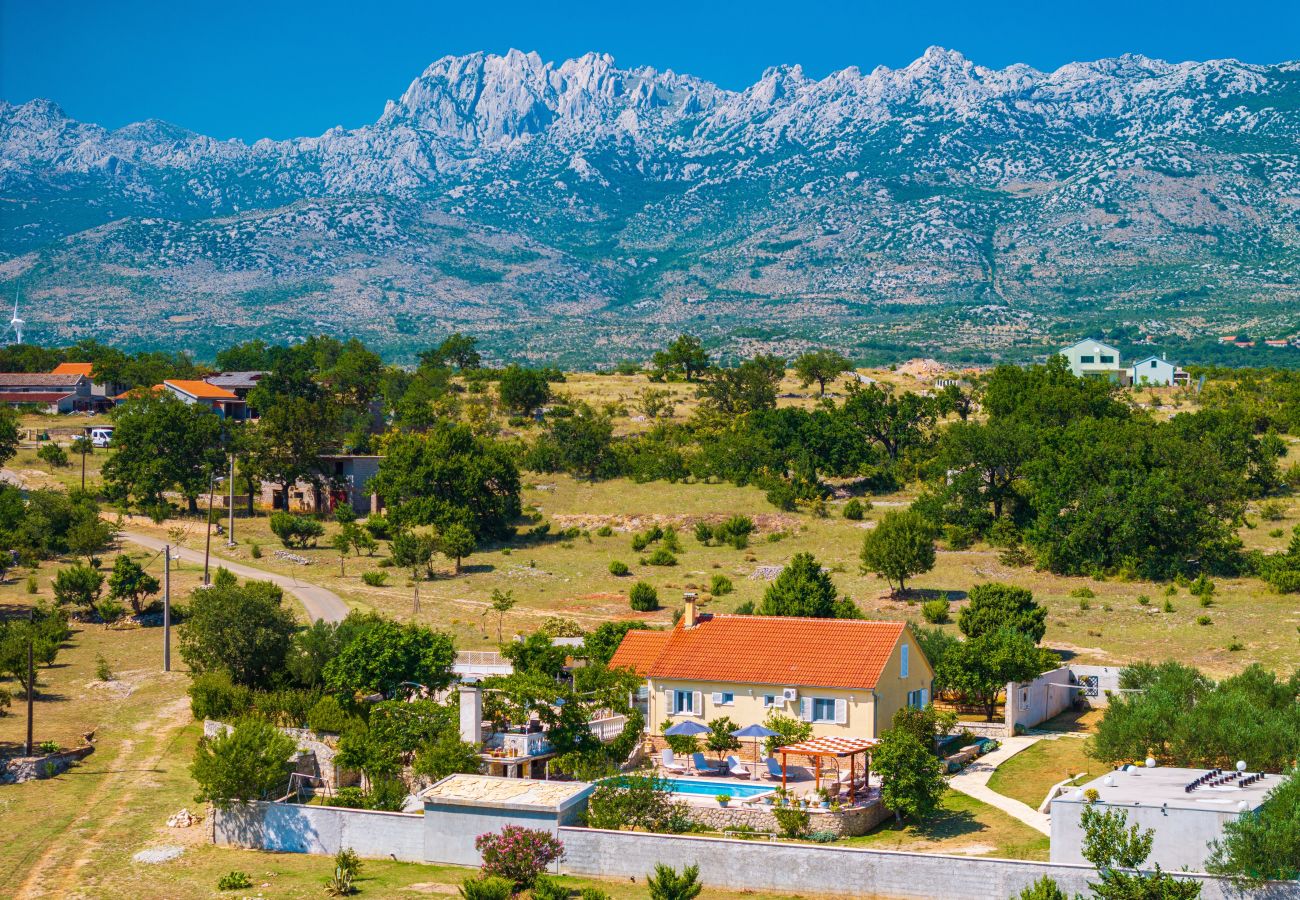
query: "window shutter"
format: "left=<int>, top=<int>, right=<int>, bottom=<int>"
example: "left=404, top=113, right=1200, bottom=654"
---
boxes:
left=900, top=644, right=909, bottom=679
left=665, top=690, right=676, bottom=715
left=711, top=692, right=723, bottom=705
left=692, top=691, right=703, bottom=717
left=921, top=688, right=929, bottom=707
left=834, top=699, right=847, bottom=725
left=799, top=697, right=812, bottom=722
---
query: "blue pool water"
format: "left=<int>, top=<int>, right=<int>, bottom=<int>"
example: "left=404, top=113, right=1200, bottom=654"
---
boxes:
left=661, top=777, right=773, bottom=799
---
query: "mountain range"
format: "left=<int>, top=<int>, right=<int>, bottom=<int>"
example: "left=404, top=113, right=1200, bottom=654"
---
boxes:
left=2, top=47, right=1299, bottom=364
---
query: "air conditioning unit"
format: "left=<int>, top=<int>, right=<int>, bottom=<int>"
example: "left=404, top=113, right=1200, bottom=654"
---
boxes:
left=782, top=688, right=799, bottom=703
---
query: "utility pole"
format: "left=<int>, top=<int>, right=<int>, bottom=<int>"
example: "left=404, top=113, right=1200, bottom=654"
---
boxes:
left=202, top=471, right=215, bottom=586
left=25, top=607, right=34, bottom=756
left=227, top=451, right=236, bottom=547
left=79, top=429, right=87, bottom=492
left=163, top=545, right=171, bottom=672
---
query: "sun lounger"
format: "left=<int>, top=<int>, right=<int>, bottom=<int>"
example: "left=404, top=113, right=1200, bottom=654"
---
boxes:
left=661, top=749, right=688, bottom=773
left=725, top=755, right=751, bottom=778
left=764, top=757, right=787, bottom=781
left=692, top=752, right=721, bottom=774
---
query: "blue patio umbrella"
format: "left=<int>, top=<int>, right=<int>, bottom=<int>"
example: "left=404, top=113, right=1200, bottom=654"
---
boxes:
left=664, top=720, right=711, bottom=737
left=731, top=723, right=780, bottom=765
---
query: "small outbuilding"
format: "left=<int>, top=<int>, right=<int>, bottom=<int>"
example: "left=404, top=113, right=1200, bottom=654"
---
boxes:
left=1129, top=355, right=1188, bottom=387
left=1051, top=764, right=1281, bottom=873
left=420, top=775, right=593, bottom=866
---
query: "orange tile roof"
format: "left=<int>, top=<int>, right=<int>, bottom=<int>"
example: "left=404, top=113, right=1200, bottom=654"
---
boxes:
left=51, top=362, right=95, bottom=377
left=164, top=379, right=240, bottom=401
left=608, top=630, right=671, bottom=676
left=621, top=614, right=910, bottom=691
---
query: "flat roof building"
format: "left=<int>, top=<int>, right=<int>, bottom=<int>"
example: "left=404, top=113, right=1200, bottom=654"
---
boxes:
left=1051, top=764, right=1282, bottom=873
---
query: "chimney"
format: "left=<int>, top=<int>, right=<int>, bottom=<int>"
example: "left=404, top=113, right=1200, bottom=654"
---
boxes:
left=458, top=682, right=483, bottom=745
left=683, top=591, right=698, bottom=629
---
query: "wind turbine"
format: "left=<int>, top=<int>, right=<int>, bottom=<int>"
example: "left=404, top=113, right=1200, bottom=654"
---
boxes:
left=4, top=290, right=23, bottom=344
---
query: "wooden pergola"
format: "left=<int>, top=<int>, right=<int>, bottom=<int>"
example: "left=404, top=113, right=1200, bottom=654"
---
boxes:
left=777, top=736, right=879, bottom=803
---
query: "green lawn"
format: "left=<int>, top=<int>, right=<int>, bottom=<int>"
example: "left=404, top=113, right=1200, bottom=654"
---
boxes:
left=986, top=737, right=1102, bottom=811
left=839, top=791, right=1049, bottom=861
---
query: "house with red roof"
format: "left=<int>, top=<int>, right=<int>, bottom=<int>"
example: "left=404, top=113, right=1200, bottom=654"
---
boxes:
left=0, top=372, right=94, bottom=413
left=162, top=379, right=247, bottom=420
left=609, top=596, right=933, bottom=747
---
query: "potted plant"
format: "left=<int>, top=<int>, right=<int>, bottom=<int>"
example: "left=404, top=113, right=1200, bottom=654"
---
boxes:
left=817, top=788, right=831, bottom=809
left=829, top=799, right=842, bottom=812
left=715, top=793, right=730, bottom=808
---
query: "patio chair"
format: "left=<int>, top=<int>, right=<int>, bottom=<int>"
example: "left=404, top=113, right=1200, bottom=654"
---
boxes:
left=724, top=755, right=751, bottom=779
left=661, top=749, right=688, bottom=774
left=764, top=757, right=787, bottom=781
left=692, top=752, right=720, bottom=775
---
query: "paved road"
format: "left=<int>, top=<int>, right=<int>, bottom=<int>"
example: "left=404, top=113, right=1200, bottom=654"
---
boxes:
left=946, top=734, right=1052, bottom=834
left=119, top=530, right=350, bottom=624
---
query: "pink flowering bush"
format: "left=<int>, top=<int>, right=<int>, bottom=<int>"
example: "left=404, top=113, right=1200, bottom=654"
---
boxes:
left=474, top=825, right=565, bottom=890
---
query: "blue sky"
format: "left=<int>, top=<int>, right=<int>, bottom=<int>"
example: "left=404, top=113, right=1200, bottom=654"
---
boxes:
left=3, top=0, right=1298, bottom=142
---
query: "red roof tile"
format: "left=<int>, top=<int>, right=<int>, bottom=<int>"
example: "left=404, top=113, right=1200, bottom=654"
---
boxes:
left=164, top=379, right=241, bottom=401
left=620, top=614, right=911, bottom=691
left=607, top=630, right=671, bottom=676
left=51, top=362, right=95, bottom=377
left=0, top=392, right=74, bottom=403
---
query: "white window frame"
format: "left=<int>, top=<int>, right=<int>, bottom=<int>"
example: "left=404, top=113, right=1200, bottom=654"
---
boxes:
left=811, top=697, right=837, bottom=723
left=674, top=689, right=694, bottom=715
left=762, top=694, right=777, bottom=708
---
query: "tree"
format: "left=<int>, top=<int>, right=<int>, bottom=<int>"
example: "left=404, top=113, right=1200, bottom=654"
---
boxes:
left=793, top=350, right=851, bottom=396
left=891, top=702, right=957, bottom=749
left=269, top=511, right=325, bottom=548
left=758, top=552, right=859, bottom=618
left=421, top=332, right=482, bottom=371
left=286, top=619, right=342, bottom=689
left=585, top=774, right=688, bottom=833
left=497, top=365, right=552, bottom=416
left=53, top=563, right=104, bottom=611
left=502, top=632, right=569, bottom=679
left=390, top=529, right=435, bottom=613
left=652, top=335, right=710, bottom=381
left=840, top=383, right=937, bottom=463
left=859, top=509, right=936, bottom=594
left=102, top=392, right=224, bottom=513
left=476, top=825, right=565, bottom=891
left=178, top=579, right=297, bottom=688
left=484, top=588, right=516, bottom=642
left=372, top=423, right=521, bottom=541
left=0, top=406, right=18, bottom=466
left=322, top=616, right=456, bottom=702
left=1208, top=767, right=1300, bottom=884
left=696, top=356, right=783, bottom=415
left=0, top=608, right=67, bottom=698
left=245, top=396, right=339, bottom=504
left=191, top=718, right=296, bottom=810
left=438, top=522, right=476, bottom=573
left=64, top=505, right=115, bottom=563
left=1080, top=804, right=1202, bottom=900
left=937, top=628, right=1057, bottom=721
left=934, top=419, right=1035, bottom=527
left=958, top=582, right=1047, bottom=643
left=413, top=731, right=483, bottom=782
left=545, top=404, right=615, bottom=479
left=762, top=709, right=812, bottom=756
left=107, top=554, right=160, bottom=614
left=705, top=716, right=741, bottom=761
left=874, top=725, right=946, bottom=824
left=646, top=864, right=703, bottom=900
left=331, top=530, right=352, bottom=576
left=629, top=581, right=659, bottom=611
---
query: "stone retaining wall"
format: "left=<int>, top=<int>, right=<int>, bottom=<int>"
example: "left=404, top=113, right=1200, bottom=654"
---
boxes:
left=1, top=744, right=95, bottom=783
left=684, top=797, right=891, bottom=837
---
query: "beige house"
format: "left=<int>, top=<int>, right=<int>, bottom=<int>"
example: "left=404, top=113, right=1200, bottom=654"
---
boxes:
left=610, top=598, right=933, bottom=752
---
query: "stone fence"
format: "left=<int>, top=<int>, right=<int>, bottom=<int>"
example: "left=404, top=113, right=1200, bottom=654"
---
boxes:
left=683, top=796, right=891, bottom=838
left=1, top=743, right=95, bottom=784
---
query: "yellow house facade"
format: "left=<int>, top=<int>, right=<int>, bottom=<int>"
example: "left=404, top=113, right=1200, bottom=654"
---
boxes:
left=610, top=599, right=934, bottom=744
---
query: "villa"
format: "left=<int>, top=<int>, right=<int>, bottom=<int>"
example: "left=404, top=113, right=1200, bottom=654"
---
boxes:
left=1059, top=338, right=1124, bottom=381
left=610, top=596, right=933, bottom=762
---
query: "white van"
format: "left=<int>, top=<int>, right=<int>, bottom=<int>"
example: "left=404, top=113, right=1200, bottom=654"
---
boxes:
left=89, top=427, right=114, bottom=448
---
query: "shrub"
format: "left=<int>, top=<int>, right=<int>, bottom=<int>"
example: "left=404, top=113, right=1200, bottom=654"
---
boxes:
left=608, top=560, right=630, bottom=577
left=307, top=695, right=352, bottom=734
left=530, top=876, right=575, bottom=900
left=188, top=670, right=253, bottom=721
left=269, top=511, right=325, bottom=549
left=808, top=830, right=837, bottom=843
left=1137, top=594, right=1151, bottom=606
left=249, top=542, right=262, bottom=559
left=53, top=563, right=104, bottom=610
left=1015, top=875, right=1069, bottom=900
left=1190, top=574, right=1216, bottom=598
left=1269, top=528, right=1285, bottom=538
left=94, top=598, right=126, bottom=623
left=661, top=526, right=682, bottom=553
left=325, top=847, right=362, bottom=896
left=709, top=574, right=733, bottom=596
left=26, top=575, right=38, bottom=594
left=37, top=443, right=69, bottom=467
left=921, top=598, right=950, bottom=624
left=646, top=864, right=703, bottom=900
left=843, top=498, right=865, bottom=520
left=460, top=877, right=515, bottom=900
left=1258, top=499, right=1287, bottom=521
left=1069, top=587, right=1095, bottom=599
left=645, top=547, right=677, bottom=567
left=475, top=825, right=565, bottom=890
left=595, top=525, right=613, bottom=537
left=1196, top=615, right=1213, bottom=626
left=1270, top=569, right=1300, bottom=594
left=942, top=524, right=975, bottom=550
left=628, top=582, right=658, bottom=611
left=95, top=654, right=113, bottom=681
left=38, top=739, right=59, bottom=753
left=361, top=570, right=388, bottom=587
left=693, top=522, right=714, bottom=544
left=1163, top=599, right=1175, bottom=613
left=578, top=889, right=610, bottom=900
left=773, top=806, right=811, bottom=838
left=715, top=516, right=754, bottom=549
left=217, top=871, right=253, bottom=891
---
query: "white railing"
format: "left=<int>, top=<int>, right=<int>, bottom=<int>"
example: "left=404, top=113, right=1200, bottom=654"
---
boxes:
left=589, top=715, right=627, bottom=743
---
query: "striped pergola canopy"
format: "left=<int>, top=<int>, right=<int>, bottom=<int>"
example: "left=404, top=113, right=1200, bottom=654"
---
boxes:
left=778, top=736, right=879, bottom=757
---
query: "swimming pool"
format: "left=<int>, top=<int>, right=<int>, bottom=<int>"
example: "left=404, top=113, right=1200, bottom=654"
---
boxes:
left=660, top=777, right=773, bottom=799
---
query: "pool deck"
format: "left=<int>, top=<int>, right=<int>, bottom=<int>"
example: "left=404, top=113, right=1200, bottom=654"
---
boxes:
left=658, top=763, right=881, bottom=810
